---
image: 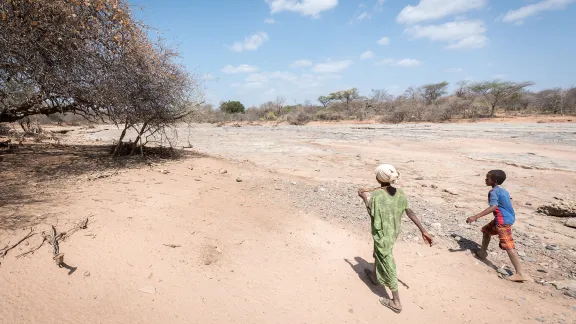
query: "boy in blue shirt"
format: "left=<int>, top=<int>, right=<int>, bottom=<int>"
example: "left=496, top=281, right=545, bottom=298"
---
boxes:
left=466, top=170, right=529, bottom=282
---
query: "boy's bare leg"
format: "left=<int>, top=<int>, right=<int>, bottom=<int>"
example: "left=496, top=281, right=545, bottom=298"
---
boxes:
left=506, top=249, right=530, bottom=282
left=476, top=232, right=490, bottom=259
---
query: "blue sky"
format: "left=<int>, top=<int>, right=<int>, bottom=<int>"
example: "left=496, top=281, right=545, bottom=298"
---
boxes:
left=129, top=0, right=576, bottom=107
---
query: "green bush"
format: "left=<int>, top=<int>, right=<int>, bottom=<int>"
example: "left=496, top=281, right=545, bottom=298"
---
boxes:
left=220, top=101, right=245, bottom=114
left=262, top=111, right=277, bottom=121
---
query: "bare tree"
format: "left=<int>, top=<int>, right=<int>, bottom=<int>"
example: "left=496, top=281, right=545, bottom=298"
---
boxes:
left=535, top=88, right=566, bottom=115
left=275, top=96, right=285, bottom=115
left=468, top=80, right=534, bottom=116
left=403, top=86, right=422, bottom=102
left=455, top=80, right=470, bottom=98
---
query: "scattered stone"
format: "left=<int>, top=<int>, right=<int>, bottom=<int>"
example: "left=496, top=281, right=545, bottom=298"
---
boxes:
left=564, top=289, right=576, bottom=299
left=160, top=169, right=169, bottom=174
left=291, top=182, right=297, bottom=185
left=442, top=188, right=458, bottom=195
left=454, top=236, right=462, bottom=242
left=525, top=202, right=532, bottom=206
left=537, top=269, right=548, bottom=273
left=219, top=169, right=228, bottom=174
left=415, top=177, right=424, bottom=181
left=518, top=251, right=527, bottom=257
left=138, top=286, right=156, bottom=294
left=565, top=218, right=576, bottom=229
left=497, top=268, right=511, bottom=276
left=537, top=200, right=576, bottom=217
left=421, top=184, right=428, bottom=188
left=551, top=280, right=576, bottom=291
left=535, top=318, right=545, bottom=323
left=545, top=244, right=559, bottom=251
left=431, top=223, right=442, bottom=231
left=521, top=256, right=536, bottom=262
left=84, top=271, right=90, bottom=277
left=431, top=185, right=438, bottom=189
left=236, top=177, right=243, bottom=182
left=454, top=203, right=469, bottom=209
left=188, top=166, right=194, bottom=170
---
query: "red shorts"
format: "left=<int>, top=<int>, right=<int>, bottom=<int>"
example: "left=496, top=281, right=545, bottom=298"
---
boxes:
left=482, top=220, right=515, bottom=250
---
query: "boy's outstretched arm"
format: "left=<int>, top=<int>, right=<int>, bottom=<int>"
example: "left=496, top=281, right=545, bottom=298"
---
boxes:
left=466, top=206, right=497, bottom=223
left=406, top=208, right=433, bottom=246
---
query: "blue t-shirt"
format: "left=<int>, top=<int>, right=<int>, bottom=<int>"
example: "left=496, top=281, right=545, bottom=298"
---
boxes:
left=488, top=186, right=515, bottom=225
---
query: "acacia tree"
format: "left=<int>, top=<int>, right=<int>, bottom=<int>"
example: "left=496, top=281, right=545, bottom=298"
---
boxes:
left=0, top=0, right=146, bottom=122
left=420, top=81, right=449, bottom=105
left=1, top=0, right=201, bottom=155
left=317, top=95, right=332, bottom=108
left=329, top=88, right=359, bottom=110
left=468, top=80, right=534, bottom=116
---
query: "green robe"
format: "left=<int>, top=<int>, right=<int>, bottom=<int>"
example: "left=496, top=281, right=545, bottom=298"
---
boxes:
left=368, top=188, right=408, bottom=291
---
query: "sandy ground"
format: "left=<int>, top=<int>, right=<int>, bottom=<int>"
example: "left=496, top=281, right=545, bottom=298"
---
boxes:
left=1, top=121, right=576, bottom=324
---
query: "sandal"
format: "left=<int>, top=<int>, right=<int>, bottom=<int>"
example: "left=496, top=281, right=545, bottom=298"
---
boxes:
left=379, top=298, right=402, bottom=313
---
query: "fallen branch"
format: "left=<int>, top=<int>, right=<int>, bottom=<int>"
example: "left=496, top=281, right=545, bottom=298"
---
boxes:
left=164, top=244, right=181, bottom=248
left=60, top=218, right=89, bottom=241
left=0, top=229, right=35, bottom=258
left=16, top=237, right=46, bottom=258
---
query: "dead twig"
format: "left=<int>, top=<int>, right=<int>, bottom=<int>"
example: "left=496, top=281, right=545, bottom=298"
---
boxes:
left=60, top=218, right=89, bottom=241
left=0, top=229, right=36, bottom=258
left=43, top=226, right=64, bottom=267
left=163, top=244, right=181, bottom=248
left=16, top=237, right=47, bottom=258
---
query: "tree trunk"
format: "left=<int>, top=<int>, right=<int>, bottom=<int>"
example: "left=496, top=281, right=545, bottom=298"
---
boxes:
left=111, top=121, right=129, bottom=156
left=490, top=103, right=497, bottom=116
left=130, top=122, right=148, bottom=156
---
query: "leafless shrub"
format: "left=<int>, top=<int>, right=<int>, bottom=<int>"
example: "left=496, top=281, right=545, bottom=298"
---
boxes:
left=287, top=111, right=311, bottom=125
left=313, top=109, right=344, bottom=121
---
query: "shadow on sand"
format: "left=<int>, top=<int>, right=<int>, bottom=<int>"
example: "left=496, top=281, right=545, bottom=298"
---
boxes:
left=448, top=235, right=498, bottom=271
left=344, top=256, right=411, bottom=299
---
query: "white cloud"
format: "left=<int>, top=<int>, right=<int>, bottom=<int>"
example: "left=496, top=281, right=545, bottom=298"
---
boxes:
left=360, top=50, right=376, bottom=60
left=374, top=58, right=421, bottom=67
left=405, top=20, right=488, bottom=49
left=502, top=0, right=574, bottom=24
left=265, top=0, right=338, bottom=18
left=355, top=11, right=370, bottom=21
left=244, top=82, right=266, bottom=89
left=445, top=67, right=463, bottom=73
left=395, top=59, right=422, bottom=67
left=264, top=18, right=276, bottom=24
left=290, top=59, right=313, bottom=68
left=312, top=59, right=353, bottom=73
left=202, top=73, right=216, bottom=81
left=377, top=36, right=390, bottom=45
left=245, top=73, right=269, bottom=83
left=397, top=0, right=487, bottom=24
left=350, top=1, right=386, bottom=24
left=230, top=32, right=269, bottom=52
left=234, top=70, right=333, bottom=93
left=221, top=64, right=259, bottom=74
